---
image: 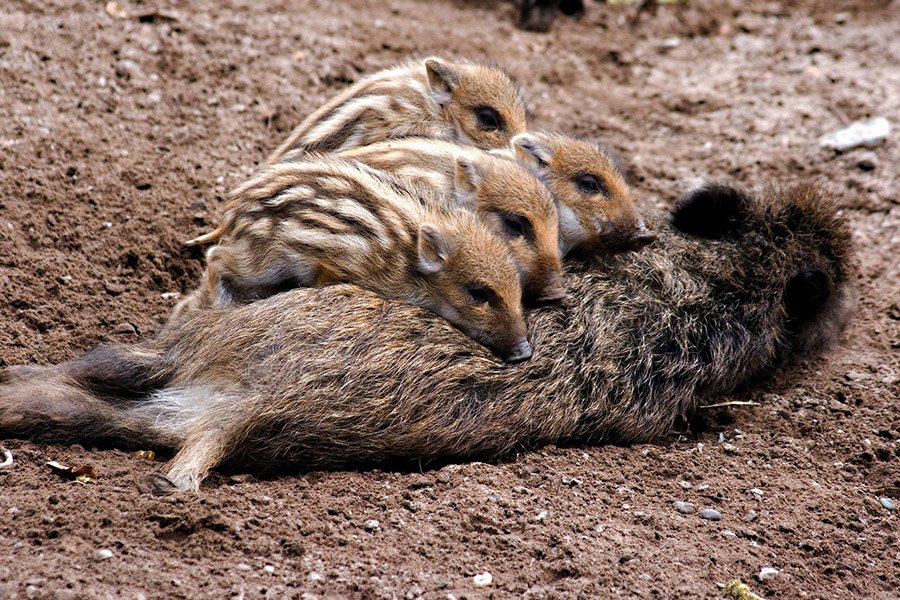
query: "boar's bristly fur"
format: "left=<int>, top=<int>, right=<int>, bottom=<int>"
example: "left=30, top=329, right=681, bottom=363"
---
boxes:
left=0, top=183, right=855, bottom=492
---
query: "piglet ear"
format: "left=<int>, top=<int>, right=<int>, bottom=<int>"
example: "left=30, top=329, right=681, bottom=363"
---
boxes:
left=452, top=157, right=484, bottom=208
left=671, top=183, right=752, bottom=239
left=417, top=223, right=453, bottom=275
left=425, top=58, right=459, bottom=105
left=511, top=133, right=553, bottom=170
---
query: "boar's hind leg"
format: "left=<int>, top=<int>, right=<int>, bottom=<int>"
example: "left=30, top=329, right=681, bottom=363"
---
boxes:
left=163, top=422, right=235, bottom=492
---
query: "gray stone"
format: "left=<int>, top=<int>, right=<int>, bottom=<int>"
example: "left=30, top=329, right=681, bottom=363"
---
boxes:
left=880, top=497, right=896, bottom=511
left=674, top=501, right=696, bottom=514
left=699, top=508, right=722, bottom=521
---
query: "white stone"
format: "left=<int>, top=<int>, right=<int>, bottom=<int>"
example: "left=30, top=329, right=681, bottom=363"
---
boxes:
left=757, top=567, right=780, bottom=581
left=819, top=117, right=890, bottom=151
left=93, top=548, right=113, bottom=561
left=472, top=572, right=493, bottom=587
left=364, top=519, right=380, bottom=531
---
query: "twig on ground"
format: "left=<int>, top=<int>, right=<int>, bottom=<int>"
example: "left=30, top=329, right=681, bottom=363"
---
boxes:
left=699, top=401, right=760, bottom=410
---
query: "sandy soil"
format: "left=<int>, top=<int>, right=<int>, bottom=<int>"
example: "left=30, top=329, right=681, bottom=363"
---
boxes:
left=1, top=0, right=897, bottom=598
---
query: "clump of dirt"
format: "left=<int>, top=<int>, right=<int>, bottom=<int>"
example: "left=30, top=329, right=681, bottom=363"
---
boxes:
left=1, top=0, right=897, bottom=597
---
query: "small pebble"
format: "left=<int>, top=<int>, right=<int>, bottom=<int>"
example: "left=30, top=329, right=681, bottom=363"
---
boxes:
left=93, top=548, right=113, bottom=561
left=104, top=282, right=124, bottom=296
left=364, top=519, right=380, bottom=531
left=263, top=565, right=275, bottom=574
left=695, top=484, right=710, bottom=492
left=722, top=443, right=737, bottom=454
left=657, top=36, right=680, bottom=49
left=879, top=497, right=896, bottom=511
left=237, top=563, right=251, bottom=571
left=757, top=567, right=780, bottom=581
left=141, top=90, right=162, bottom=107
left=115, top=59, right=142, bottom=79
left=699, top=508, right=722, bottom=521
left=535, top=510, right=548, bottom=522
left=561, top=476, right=582, bottom=487
left=472, top=572, right=493, bottom=587
left=678, top=480, right=692, bottom=490
left=674, top=501, right=696, bottom=515
left=750, top=488, right=764, bottom=497
left=819, top=116, right=891, bottom=152
left=308, top=572, right=324, bottom=583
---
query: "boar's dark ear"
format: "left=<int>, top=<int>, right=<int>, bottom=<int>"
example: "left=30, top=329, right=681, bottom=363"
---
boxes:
left=783, top=268, right=831, bottom=326
left=671, top=183, right=752, bottom=239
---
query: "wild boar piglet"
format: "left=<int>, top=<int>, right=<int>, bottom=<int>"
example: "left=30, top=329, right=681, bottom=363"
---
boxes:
left=177, top=156, right=531, bottom=362
left=339, top=137, right=564, bottom=304
left=267, top=57, right=528, bottom=162
left=501, top=130, right=656, bottom=258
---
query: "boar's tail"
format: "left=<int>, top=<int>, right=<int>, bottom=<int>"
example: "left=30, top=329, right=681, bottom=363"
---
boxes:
left=0, top=344, right=186, bottom=451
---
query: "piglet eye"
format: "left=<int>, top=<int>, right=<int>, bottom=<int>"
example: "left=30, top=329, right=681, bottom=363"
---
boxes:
left=466, top=283, right=498, bottom=305
left=474, top=106, right=504, bottom=132
left=575, top=173, right=608, bottom=196
left=500, top=212, right=534, bottom=240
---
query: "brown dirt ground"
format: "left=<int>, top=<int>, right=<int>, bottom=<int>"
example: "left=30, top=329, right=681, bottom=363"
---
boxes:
left=1, top=0, right=898, bottom=598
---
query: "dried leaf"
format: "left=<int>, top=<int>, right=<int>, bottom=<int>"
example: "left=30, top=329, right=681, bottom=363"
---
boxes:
left=47, top=461, right=98, bottom=484
left=135, top=450, right=156, bottom=461
left=723, top=579, right=763, bottom=600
